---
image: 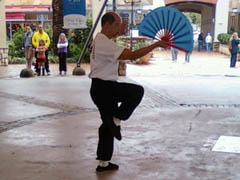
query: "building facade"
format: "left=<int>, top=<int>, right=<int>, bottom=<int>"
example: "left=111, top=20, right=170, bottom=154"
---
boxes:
left=104, top=0, right=229, bottom=41
left=5, top=0, right=52, bottom=40
left=4, top=0, right=232, bottom=42
left=5, top=0, right=91, bottom=40
left=163, top=0, right=229, bottom=41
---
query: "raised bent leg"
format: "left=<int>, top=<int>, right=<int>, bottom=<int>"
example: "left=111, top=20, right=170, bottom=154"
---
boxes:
left=114, top=82, right=144, bottom=121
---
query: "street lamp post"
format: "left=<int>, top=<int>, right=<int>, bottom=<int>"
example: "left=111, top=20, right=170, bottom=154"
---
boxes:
left=113, top=0, right=116, bottom=12
left=124, top=0, right=141, bottom=51
left=130, top=0, right=134, bottom=50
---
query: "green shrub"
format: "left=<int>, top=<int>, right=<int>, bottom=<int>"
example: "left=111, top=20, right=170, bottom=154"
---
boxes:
left=8, top=27, right=53, bottom=59
left=8, top=17, right=92, bottom=63
left=116, top=38, right=125, bottom=47
left=45, top=27, right=54, bottom=56
left=217, top=33, right=232, bottom=45
left=67, top=57, right=78, bottom=63
left=8, top=28, right=25, bottom=58
left=48, top=55, right=58, bottom=63
left=67, top=16, right=92, bottom=63
left=134, top=41, right=151, bottom=50
left=48, top=56, right=81, bottom=64
left=68, top=43, right=82, bottom=58
left=8, top=57, right=26, bottom=64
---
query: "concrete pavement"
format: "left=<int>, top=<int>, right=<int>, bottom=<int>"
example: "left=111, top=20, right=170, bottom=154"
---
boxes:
left=1, top=51, right=240, bottom=180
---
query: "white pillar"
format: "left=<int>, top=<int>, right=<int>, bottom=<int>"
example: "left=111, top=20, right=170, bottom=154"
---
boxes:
left=0, top=0, right=7, bottom=48
left=92, top=0, right=106, bottom=38
left=152, top=0, right=165, bottom=8
left=214, top=0, right=229, bottom=41
left=0, top=0, right=8, bottom=65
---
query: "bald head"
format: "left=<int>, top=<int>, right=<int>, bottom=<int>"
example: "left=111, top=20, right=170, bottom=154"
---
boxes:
left=101, top=12, right=122, bottom=39
left=101, top=12, right=121, bottom=27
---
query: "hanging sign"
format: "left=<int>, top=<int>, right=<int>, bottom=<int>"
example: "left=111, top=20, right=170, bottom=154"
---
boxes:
left=63, top=0, right=87, bottom=29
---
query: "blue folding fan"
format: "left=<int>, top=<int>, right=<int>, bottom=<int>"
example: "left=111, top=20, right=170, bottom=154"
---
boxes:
left=139, top=6, right=194, bottom=52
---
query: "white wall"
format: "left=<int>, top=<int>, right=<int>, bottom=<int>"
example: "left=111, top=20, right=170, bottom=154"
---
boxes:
left=153, top=0, right=165, bottom=8
left=214, top=0, right=229, bottom=41
left=92, top=0, right=106, bottom=38
left=0, top=0, right=7, bottom=48
left=142, top=0, right=165, bottom=10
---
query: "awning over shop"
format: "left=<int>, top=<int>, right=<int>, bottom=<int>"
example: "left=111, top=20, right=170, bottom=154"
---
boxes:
left=5, top=5, right=52, bottom=13
left=6, top=12, right=25, bottom=21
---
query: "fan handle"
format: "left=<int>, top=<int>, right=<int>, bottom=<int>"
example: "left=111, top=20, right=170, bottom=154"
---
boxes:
left=161, top=35, right=188, bottom=53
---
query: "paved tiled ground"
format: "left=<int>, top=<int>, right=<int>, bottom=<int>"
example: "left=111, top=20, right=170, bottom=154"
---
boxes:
left=1, top=50, right=240, bottom=180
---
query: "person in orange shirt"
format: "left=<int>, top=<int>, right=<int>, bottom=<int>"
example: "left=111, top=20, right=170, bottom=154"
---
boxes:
left=36, top=39, right=47, bottom=76
left=32, top=25, right=51, bottom=75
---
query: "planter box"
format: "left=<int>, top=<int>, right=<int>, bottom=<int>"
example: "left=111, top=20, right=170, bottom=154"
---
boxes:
left=118, top=36, right=152, bottom=50
left=0, top=48, right=8, bottom=66
left=219, top=44, right=231, bottom=56
left=213, top=42, right=220, bottom=52
left=138, top=52, right=152, bottom=65
left=118, top=60, right=126, bottom=76
left=218, top=44, right=240, bottom=61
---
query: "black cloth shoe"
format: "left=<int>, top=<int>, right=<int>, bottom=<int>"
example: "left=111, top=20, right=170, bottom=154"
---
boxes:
left=37, top=68, right=41, bottom=76
left=114, top=125, right=122, bottom=141
left=109, top=120, right=122, bottom=141
left=96, top=162, right=119, bottom=172
left=42, top=68, right=45, bottom=76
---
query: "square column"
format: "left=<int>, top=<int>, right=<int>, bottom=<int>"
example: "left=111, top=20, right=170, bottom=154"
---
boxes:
left=92, top=0, right=106, bottom=38
left=0, top=0, right=8, bottom=66
left=214, top=0, right=229, bottom=41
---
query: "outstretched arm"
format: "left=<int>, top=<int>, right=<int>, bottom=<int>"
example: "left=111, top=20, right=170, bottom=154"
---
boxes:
left=118, top=40, right=169, bottom=60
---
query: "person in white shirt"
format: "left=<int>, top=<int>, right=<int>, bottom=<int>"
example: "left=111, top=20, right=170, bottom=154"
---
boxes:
left=89, top=12, right=169, bottom=172
left=170, top=47, right=178, bottom=62
left=205, top=33, right=212, bottom=52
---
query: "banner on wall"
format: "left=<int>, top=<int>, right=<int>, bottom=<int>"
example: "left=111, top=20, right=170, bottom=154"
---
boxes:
left=63, top=0, right=87, bottom=29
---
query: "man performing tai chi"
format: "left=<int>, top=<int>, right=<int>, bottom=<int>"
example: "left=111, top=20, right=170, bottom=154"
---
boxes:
left=89, top=12, right=169, bottom=172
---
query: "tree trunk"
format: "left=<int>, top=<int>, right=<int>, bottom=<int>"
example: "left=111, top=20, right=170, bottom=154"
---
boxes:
left=52, top=0, right=68, bottom=55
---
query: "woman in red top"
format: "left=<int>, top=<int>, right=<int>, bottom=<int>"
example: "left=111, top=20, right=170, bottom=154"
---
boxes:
left=36, top=39, right=47, bottom=76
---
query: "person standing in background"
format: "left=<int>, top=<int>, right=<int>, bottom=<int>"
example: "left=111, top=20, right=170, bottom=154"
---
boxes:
left=171, top=47, right=178, bottom=62
left=185, top=51, right=191, bottom=63
left=23, top=26, right=33, bottom=69
left=185, top=39, right=193, bottom=63
left=198, top=32, right=204, bottom=52
left=205, top=33, right=212, bottom=52
left=230, top=32, right=240, bottom=68
left=57, top=33, right=68, bottom=75
left=36, top=39, right=47, bottom=76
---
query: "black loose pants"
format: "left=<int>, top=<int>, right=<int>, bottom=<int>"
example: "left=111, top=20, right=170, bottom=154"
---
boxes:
left=58, top=52, right=67, bottom=72
left=90, top=78, right=144, bottom=161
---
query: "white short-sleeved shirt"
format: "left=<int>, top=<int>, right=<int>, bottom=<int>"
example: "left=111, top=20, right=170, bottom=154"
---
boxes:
left=88, top=33, right=124, bottom=81
left=205, top=35, right=212, bottom=43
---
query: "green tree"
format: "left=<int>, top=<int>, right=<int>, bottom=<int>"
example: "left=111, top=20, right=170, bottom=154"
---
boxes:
left=217, top=33, right=232, bottom=45
left=184, top=12, right=201, bottom=25
left=8, top=28, right=25, bottom=58
left=52, top=0, right=68, bottom=55
left=67, top=17, right=92, bottom=62
left=51, top=0, right=92, bottom=62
